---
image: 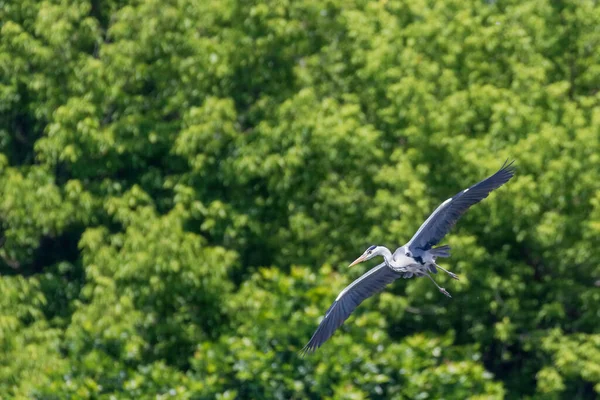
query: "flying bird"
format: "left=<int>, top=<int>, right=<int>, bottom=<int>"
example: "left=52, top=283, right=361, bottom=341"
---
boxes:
left=301, top=160, right=516, bottom=355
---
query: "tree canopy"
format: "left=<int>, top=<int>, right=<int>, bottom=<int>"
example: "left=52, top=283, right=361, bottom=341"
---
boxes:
left=1, top=0, right=599, bottom=398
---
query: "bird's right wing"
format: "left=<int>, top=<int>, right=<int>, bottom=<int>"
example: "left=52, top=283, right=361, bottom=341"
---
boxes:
left=301, top=263, right=402, bottom=355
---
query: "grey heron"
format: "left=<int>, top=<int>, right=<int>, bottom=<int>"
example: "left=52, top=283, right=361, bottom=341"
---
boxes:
left=301, top=160, right=516, bottom=355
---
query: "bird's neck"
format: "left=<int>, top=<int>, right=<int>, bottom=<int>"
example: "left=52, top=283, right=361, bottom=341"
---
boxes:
left=379, top=247, right=394, bottom=267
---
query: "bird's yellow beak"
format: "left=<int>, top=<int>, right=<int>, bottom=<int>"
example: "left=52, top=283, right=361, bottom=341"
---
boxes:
left=348, top=254, right=366, bottom=268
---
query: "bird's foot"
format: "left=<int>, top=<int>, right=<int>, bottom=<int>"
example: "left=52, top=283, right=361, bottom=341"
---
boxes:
left=439, top=288, right=452, bottom=298
left=448, top=271, right=459, bottom=280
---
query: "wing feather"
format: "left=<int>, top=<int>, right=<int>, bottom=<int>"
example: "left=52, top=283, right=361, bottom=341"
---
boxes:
left=301, top=263, right=401, bottom=355
left=407, top=160, right=516, bottom=251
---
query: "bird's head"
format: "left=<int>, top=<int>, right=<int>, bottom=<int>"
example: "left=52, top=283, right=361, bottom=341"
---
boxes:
left=349, top=245, right=381, bottom=267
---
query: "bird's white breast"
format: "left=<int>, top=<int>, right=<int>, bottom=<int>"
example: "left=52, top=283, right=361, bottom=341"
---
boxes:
left=390, top=252, right=415, bottom=271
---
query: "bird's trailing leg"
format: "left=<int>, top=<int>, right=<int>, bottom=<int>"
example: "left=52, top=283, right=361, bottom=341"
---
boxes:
left=432, top=262, right=459, bottom=280
left=425, top=273, right=452, bottom=298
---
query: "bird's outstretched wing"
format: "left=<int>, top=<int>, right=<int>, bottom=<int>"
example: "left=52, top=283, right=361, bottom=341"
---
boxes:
left=406, top=160, right=516, bottom=252
left=301, top=263, right=401, bottom=355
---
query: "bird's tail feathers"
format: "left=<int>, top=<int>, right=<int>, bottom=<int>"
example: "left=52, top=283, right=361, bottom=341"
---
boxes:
left=430, top=244, right=451, bottom=258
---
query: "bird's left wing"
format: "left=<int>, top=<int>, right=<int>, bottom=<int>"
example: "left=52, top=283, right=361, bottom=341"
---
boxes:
left=301, top=263, right=401, bottom=355
left=406, top=160, right=516, bottom=252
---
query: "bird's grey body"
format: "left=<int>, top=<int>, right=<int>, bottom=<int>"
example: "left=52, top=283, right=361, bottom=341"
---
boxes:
left=302, top=160, right=516, bottom=355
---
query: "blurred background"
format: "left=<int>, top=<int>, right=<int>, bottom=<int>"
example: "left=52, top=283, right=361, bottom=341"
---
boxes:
left=1, top=0, right=599, bottom=398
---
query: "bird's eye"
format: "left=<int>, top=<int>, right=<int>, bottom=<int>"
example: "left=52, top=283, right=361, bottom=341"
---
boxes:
left=367, top=251, right=372, bottom=255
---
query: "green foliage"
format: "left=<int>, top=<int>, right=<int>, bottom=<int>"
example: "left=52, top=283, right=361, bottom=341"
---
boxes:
left=1, top=0, right=599, bottom=398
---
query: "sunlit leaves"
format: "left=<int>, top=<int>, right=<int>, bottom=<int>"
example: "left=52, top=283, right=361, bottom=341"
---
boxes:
left=1, top=0, right=599, bottom=398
